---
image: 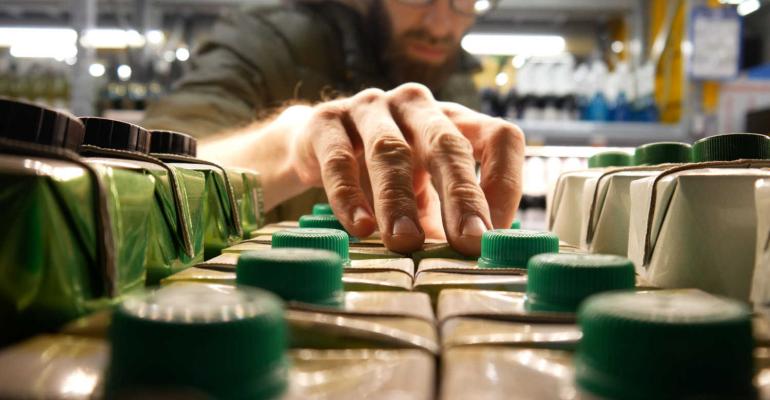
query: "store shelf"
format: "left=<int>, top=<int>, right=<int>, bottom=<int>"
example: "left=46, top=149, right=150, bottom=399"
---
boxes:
left=510, top=119, right=690, bottom=147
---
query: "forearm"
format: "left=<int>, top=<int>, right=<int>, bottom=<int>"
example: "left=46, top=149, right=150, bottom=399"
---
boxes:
left=198, top=105, right=314, bottom=212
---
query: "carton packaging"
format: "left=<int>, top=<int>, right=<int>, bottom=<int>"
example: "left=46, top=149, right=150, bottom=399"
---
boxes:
left=238, top=233, right=406, bottom=260
left=413, top=230, right=571, bottom=304
left=753, top=178, right=770, bottom=307
left=165, top=252, right=415, bottom=291
left=580, top=142, right=692, bottom=257
left=149, top=129, right=266, bottom=258
left=79, top=118, right=208, bottom=284
left=547, top=150, right=633, bottom=247
left=0, top=335, right=434, bottom=400
left=548, top=169, right=605, bottom=247
left=627, top=134, right=770, bottom=301
left=629, top=166, right=770, bottom=300
left=440, top=289, right=762, bottom=400
left=0, top=284, right=435, bottom=400
left=0, top=101, right=155, bottom=344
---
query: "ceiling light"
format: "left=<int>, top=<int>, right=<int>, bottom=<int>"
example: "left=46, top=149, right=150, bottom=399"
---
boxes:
left=175, top=47, right=190, bottom=62
left=89, top=63, right=105, bottom=77
left=145, top=30, right=165, bottom=45
left=80, top=29, right=146, bottom=49
left=117, top=64, right=132, bottom=81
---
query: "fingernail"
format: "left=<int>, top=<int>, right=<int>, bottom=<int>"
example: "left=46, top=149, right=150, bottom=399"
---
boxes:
left=353, top=206, right=370, bottom=224
left=392, top=216, right=420, bottom=236
left=461, top=215, right=487, bottom=238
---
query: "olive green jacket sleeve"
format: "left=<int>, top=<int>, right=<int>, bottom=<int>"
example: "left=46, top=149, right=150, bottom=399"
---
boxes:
left=142, top=4, right=346, bottom=137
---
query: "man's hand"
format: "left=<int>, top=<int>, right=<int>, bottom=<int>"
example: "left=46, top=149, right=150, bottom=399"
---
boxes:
left=286, top=83, right=525, bottom=256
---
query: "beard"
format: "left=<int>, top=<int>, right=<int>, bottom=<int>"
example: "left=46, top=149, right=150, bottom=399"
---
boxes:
left=365, top=0, right=460, bottom=92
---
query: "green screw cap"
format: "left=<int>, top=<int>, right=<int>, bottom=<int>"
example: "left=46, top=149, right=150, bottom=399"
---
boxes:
left=576, top=291, right=754, bottom=400
left=587, top=151, right=633, bottom=168
left=237, top=248, right=344, bottom=306
left=693, top=133, right=770, bottom=162
left=510, top=220, right=521, bottom=229
left=634, top=142, right=692, bottom=165
left=272, top=228, right=349, bottom=264
left=299, top=214, right=346, bottom=232
left=477, top=229, right=559, bottom=269
left=105, top=284, right=288, bottom=399
left=525, top=253, right=635, bottom=313
left=312, top=203, right=333, bottom=215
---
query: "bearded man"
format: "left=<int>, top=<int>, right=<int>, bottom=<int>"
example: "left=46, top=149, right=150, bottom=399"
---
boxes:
left=143, top=0, right=525, bottom=256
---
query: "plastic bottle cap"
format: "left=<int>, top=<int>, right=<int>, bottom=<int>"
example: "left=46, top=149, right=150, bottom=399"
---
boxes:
left=692, top=133, right=770, bottom=162
left=587, top=151, right=633, bottom=168
left=299, top=214, right=346, bottom=232
left=80, top=117, right=150, bottom=154
left=271, top=228, right=349, bottom=264
left=633, top=142, right=692, bottom=165
left=510, top=220, right=521, bottom=229
left=105, top=284, right=288, bottom=399
left=575, top=291, right=754, bottom=400
left=477, top=229, right=559, bottom=269
left=312, top=203, right=333, bottom=215
left=237, top=248, right=344, bottom=306
left=150, top=130, right=197, bottom=157
left=0, top=97, right=84, bottom=151
left=525, top=253, right=635, bottom=313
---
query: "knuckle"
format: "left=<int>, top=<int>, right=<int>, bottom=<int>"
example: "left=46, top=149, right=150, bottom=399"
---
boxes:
left=312, top=103, right=345, bottom=122
left=327, top=181, right=361, bottom=202
left=446, top=180, right=485, bottom=201
left=429, top=131, right=473, bottom=158
left=390, top=82, right=433, bottom=103
left=353, top=88, right=386, bottom=106
left=323, top=147, right=356, bottom=172
left=370, top=136, right=413, bottom=162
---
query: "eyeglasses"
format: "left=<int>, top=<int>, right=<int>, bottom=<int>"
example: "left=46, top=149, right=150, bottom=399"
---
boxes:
left=393, top=0, right=499, bottom=16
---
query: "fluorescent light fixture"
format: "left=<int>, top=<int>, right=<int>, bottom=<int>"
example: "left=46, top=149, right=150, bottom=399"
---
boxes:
left=10, top=44, right=77, bottom=60
left=80, top=29, right=146, bottom=49
left=495, top=72, right=509, bottom=86
left=0, top=27, right=76, bottom=47
left=89, top=63, right=106, bottom=77
left=737, top=0, right=760, bottom=16
left=145, top=30, right=165, bottom=45
left=117, top=64, right=132, bottom=81
left=474, top=0, right=491, bottom=13
left=462, top=34, right=566, bottom=56
left=0, top=28, right=77, bottom=59
left=175, top=47, right=190, bottom=62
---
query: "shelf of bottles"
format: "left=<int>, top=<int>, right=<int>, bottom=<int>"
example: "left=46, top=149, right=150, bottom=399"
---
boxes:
left=481, top=56, right=689, bottom=146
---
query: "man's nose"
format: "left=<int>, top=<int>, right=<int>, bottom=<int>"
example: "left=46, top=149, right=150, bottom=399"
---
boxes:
left=423, top=0, right=453, bottom=38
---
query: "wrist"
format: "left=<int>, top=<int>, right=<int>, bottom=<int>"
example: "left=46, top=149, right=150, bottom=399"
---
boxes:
left=260, top=104, right=316, bottom=210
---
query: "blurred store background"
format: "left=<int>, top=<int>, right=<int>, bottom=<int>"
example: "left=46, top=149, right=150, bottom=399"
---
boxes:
left=0, top=0, right=768, bottom=229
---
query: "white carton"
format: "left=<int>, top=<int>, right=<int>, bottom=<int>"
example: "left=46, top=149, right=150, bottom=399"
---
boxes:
left=752, top=179, right=770, bottom=307
left=548, top=169, right=605, bottom=246
left=628, top=161, right=770, bottom=301
left=580, top=167, right=673, bottom=256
